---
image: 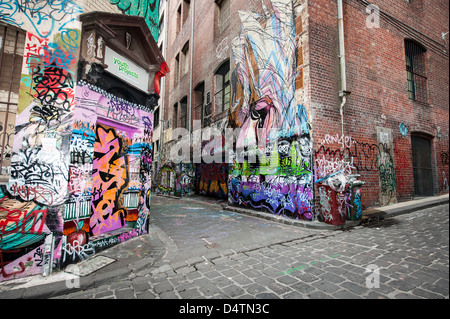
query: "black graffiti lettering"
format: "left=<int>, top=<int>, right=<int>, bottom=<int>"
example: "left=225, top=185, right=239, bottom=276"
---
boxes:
left=31, top=64, right=74, bottom=125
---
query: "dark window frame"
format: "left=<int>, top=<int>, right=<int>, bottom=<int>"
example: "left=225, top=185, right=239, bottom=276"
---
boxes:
left=214, top=60, right=230, bottom=114
left=405, top=40, right=428, bottom=104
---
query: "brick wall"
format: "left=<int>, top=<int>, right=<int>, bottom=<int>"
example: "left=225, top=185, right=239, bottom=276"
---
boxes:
left=161, top=0, right=448, bottom=212
left=164, top=0, right=264, bottom=132
left=308, top=0, right=449, bottom=208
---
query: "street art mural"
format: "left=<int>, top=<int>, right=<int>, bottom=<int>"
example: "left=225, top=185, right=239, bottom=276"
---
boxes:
left=0, top=0, right=82, bottom=281
left=227, top=0, right=313, bottom=220
left=0, top=186, right=53, bottom=279
left=156, top=164, right=175, bottom=195
left=109, top=0, right=161, bottom=42
left=62, top=82, right=154, bottom=259
left=176, top=163, right=195, bottom=197
left=1, top=78, right=155, bottom=280
left=0, top=0, right=160, bottom=282
left=1, top=79, right=155, bottom=280
left=197, top=163, right=228, bottom=199
left=156, top=163, right=195, bottom=197
left=90, top=124, right=130, bottom=236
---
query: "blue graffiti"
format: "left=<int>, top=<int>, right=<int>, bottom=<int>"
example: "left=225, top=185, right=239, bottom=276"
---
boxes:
left=0, top=0, right=83, bottom=40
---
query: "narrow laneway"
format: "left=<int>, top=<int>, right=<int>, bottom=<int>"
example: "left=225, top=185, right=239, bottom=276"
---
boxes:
left=52, top=203, right=449, bottom=300
left=149, top=194, right=325, bottom=264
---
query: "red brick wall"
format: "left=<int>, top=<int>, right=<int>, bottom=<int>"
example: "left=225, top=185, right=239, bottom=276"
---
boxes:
left=308, top=0, right=449, bottom=208
left=164, top=0, right=264, bottom=130
left=163, top=0, right=448, bottom=211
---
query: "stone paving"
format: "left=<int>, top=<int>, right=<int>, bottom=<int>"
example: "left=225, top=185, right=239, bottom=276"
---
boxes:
left=53, top=203, right=449, bottom=299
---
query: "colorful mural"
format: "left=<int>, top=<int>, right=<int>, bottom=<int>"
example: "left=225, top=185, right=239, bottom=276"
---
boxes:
left=0, top=0, right=164, bottom=281
left=109, top=0, right=161, bottom=42
left=227, top=0, right=313, bottom=220
left=197, top=163, right=228, bottom=199
left=1, top=78, right=155, bottom=280
left=0, top=0, right=82, bottom=281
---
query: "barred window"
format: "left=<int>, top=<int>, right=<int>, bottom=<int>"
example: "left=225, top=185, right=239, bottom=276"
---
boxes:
left=214, top=60, right=230, bottom=114
left=179, top=96, right=188, bottom=129
left=405, top=40, right=427, bottom=103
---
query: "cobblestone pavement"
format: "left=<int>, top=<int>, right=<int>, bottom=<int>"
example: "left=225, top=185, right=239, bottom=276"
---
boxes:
left=53, top=203, right=449, bottom=300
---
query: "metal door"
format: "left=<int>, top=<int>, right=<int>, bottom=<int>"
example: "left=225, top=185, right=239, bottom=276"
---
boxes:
left=411, top=135, right=433, bottom=196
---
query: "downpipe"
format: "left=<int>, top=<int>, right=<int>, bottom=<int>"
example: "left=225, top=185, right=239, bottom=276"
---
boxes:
left=340, top=94, right=347, bottom=138
left=337, top=0, right=350, bottom=141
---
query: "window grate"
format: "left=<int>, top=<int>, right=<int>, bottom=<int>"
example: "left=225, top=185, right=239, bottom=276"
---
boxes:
left=405, top=40, right=428, bottom=103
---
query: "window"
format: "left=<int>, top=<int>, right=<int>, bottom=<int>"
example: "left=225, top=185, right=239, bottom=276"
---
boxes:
left=214, top=60, right=230, bottom=114
left=216, top=0, right=230, bottom=34
left=179, top=96, right=188, bottom=129
left=177, top=5, right=182, bottom=34
left=173, top=103, right=178, bottom=128
left=194, top=82, right=212, bottom=127
left=0, top=25, right=25, bottom=173
left=183, top=0, right=191, bottom=24
left=181, top=41, right=189, bottom=77
left=405, top=40, right=427, bottom=103
left=175, top=53, right=180, bottom=83
left=154, top=107, right=160, bottom=128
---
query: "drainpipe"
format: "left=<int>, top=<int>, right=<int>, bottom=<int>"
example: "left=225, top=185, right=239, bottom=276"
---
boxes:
left=160, top=0, right=169, bottom=161
left=189, top=0, right=195, bottom=144
left=337, top=0, right=350, bottom=139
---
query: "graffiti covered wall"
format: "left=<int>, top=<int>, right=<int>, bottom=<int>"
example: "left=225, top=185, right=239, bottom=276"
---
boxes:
left=0, top=0, right=83, bottom=280
left=1, top=79, right=155, bottom=280
left=62, top=81, right=154, bottom=267
left=227, top=0, right=313, bottom=220
left=0, top=1, right=158, bottom=280
left=156, top=163, right=195, bottom=197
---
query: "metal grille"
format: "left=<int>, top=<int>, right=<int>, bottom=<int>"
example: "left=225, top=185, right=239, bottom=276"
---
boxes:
left=405, top=40, right=428, bottom=103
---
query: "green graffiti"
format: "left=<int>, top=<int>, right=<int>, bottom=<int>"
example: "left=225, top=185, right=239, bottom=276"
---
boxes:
left=109, top=0, right=160, bottom=41
left=278, top=254, right=340, bottom=276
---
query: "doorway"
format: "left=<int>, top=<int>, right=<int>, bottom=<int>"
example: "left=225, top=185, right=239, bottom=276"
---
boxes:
left=411, top=135, right=434, bottom=196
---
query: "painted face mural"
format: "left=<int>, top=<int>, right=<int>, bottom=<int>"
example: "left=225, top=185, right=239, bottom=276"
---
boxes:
left=90, top=125, right=130, bottom=236
left=227, top=0, right=313, bottom=221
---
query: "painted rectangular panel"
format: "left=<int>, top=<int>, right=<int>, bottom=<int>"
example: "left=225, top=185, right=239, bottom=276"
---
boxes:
left=104, top=46, right=150, bottom=93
